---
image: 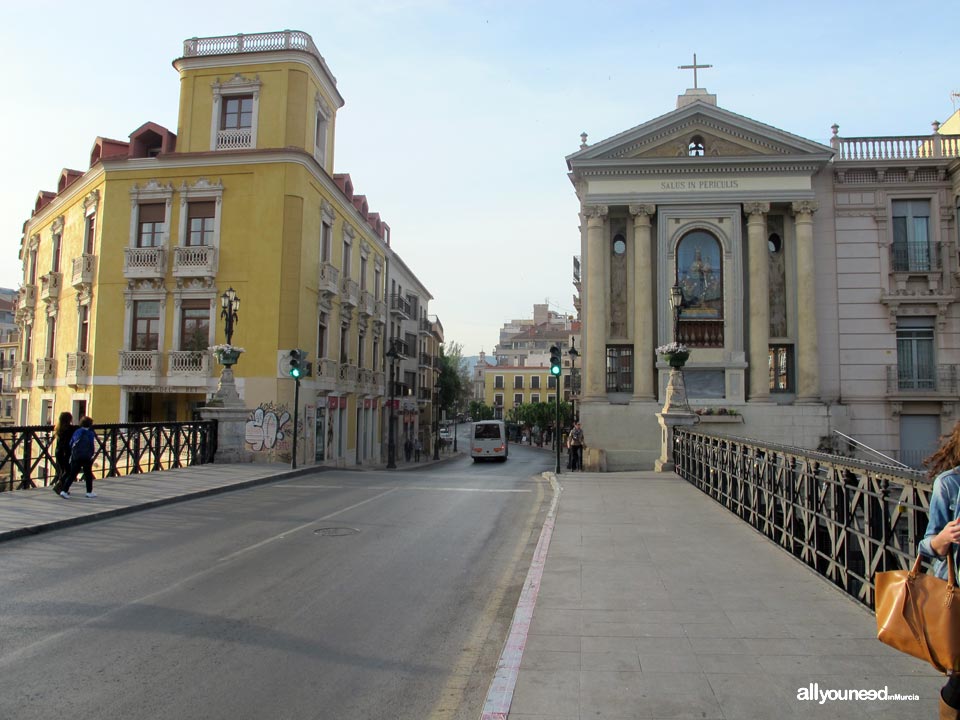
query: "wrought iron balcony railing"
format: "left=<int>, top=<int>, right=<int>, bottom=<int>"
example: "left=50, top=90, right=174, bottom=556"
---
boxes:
left=890, top=241, right=941, bottom=273
left=886, top=363, right=959, bottom=395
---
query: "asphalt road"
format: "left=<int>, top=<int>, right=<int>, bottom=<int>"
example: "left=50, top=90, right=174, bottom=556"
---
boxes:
left=0, top=439, right=553, bottom=720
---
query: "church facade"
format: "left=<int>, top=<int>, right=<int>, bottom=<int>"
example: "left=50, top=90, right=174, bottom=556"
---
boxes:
left=569, top=87, right=960, bottom=470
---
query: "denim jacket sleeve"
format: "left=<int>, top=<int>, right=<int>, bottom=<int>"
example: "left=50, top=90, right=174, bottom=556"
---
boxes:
left=919, top=469, right=960, bottom=560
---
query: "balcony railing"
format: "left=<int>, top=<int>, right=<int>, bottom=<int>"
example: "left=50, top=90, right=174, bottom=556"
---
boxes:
left=172, top=245, right=218, bottom=278
left=119, top=350, right=162, bottom=385
left=390, top=294, right=411, bottom=318
left=677, top=319, right=724, bottom=348
left=419, top=352, right=433, bottom=369
left=215, top=128, right=253, bottom=151
left=890, top=241, right=941, bottom=273
left=168, top=350, right=212, bottom=383
left=183, top=30, right=321, bottom=61
left=66, top=352, right=92, bottom=386
left=35, top=357, right=56, bottom=386
left=673, top=427, right=931, bottom=610
left=18, top=284, right=37, bottom=308
left=124, top=247, right=166, bottom=278
left=886, top=363, right=959, bottom=395
left=71, top=254, right=95, bottom=288
left=359, top=291, right=375, bottom=317
left=340, top=278, right=359, bottom=307
left=338, top=363, right=358, bottom=384
left=834, top=134, right=960, bottom=161
left=357, top=367, right=375, bottom=389
left=39, top=272, right=62, bottom=302
left=318, top=262, right=340, bottom=298
left=419, top=317, right=432, bottom=334
left=14, top=361, right=31, bottom=387
left=374, top=299, right=387, bottom=323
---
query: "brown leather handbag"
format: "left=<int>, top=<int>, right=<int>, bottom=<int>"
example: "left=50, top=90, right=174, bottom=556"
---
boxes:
left=875, top=551, right=960, bottom=674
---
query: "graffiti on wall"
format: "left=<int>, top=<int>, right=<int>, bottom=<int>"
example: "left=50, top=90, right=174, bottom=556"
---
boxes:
left=245, top=404, right=291, bottom=454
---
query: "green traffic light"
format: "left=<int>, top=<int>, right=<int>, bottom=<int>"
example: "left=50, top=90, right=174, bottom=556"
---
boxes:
left=290, top=367, right=302, bottom=379
left=550, top=365, right=561, bottom=376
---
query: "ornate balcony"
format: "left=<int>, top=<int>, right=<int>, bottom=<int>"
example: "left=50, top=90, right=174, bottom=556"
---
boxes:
left=124, top=247, right=167, bottom=279
left=318, top=262, right=340, bottom=299
left=359, top=291, right=375, bottom=317
left=183, top=30, right=322, bottom=63
left=71, top=254, right=96, bottom=288
left=374, top=299, right=387, bottom=325
left=35, top=357, right=56, bottom=386
left=172, top=245, right=218, bottom=279
left=168, top=351, right=213, bottom=386
left=358, top=367, right=375, bottom=391
left=341, top=277, right=359, bottom=307
left=314, top=358, right=339, bottom=391
left=18, top=284, right=37, bottom=308
left=373, top=371, right=385, bottom=395
left=14, top=361, right=32, bottom=388
left=66, top=352, right=92, bottom=386
left=338, top=363, right=358, bottom=391
left=118, top=350, right=162, bottom=385
left=215, top=128, right=253, bottom=151
left=39, top=272, right=62, bottom=303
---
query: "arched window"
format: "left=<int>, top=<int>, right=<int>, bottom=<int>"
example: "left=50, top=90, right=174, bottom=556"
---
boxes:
left=676, top=231, right=723, bottom=346
left=688, top=135, right=705, bottom=157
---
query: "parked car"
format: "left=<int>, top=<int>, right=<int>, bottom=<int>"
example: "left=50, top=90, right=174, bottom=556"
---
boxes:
left=439, top=427, right=452, bottom=441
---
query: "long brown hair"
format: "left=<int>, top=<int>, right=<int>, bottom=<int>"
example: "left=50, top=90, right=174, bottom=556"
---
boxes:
left=53, top=411, right=73, bottom=438
left=924, top=421, right=960, bottom=479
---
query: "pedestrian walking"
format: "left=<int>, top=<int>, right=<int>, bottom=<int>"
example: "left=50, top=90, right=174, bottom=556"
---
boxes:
left=920, top=422, right=960, bottom=718
left=51, top=411, right=76, bottom=495
left=61, top=416, right=97, bottom=499
left=415, top=437, right=423, bottom=462
left=567, top=421, right=585, bottom=471
left=404, top=436, right=413, bottom=462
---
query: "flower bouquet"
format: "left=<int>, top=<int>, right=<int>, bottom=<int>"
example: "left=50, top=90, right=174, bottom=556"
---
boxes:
left=656, top=342, right=690, bottom=368
left=210, top=344, right=245, bottom=367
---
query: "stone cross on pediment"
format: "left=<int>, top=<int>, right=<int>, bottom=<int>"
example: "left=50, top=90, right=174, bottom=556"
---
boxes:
left=678, top=53, right=712, bottom=89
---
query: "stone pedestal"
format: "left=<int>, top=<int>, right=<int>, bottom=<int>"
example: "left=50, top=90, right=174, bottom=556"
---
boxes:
left=199, top=363, right=252, bottom=463
left=198, top=405, right=254, bottom=463
left=661, top=368, right=690, bottom=413
left=655, top=410, right=698, bottom=473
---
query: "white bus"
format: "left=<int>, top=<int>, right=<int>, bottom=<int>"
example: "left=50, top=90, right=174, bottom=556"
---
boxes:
left=471, top=420, right=508, bottom=462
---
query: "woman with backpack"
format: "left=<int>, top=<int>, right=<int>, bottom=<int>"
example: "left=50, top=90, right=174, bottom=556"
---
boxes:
left=60, top=416, right=97, bottom=499
left=51, top=411, right=76, bottom=494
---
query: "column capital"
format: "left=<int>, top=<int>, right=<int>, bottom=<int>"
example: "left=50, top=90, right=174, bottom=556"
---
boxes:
left=583, top=204, right=609, bottom=221
left=743, top=202, right=770, bottom=218
left=629, top=204, right=656, bottom=222
left=791, top=200, right=819, bottom=218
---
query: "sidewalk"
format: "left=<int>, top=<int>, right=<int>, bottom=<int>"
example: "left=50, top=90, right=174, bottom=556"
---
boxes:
left=0, top=451, right=460, bottom=544
left=503, top=471, right=944, bottom=720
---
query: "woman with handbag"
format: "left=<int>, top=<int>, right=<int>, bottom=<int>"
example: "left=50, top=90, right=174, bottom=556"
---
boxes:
left=921, top=423, right=960, bottom=719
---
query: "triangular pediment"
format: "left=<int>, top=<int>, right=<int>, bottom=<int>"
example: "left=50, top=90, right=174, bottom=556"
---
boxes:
left=568, top=101, right=833, bottom=166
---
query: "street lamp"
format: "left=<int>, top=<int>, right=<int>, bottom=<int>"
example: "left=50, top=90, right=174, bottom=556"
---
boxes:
left=220, top=287, right=240, bottom=345
left=386, top=340, right=399, bottom=469
left=568, top=338, right=579, bottom=423
left=669, top=284, right=683, bottom=342
left=433, top=379, right=441, bottom=460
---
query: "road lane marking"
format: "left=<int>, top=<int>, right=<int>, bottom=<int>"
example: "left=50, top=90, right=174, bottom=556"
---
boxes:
left=217, top=487, right=399, bottom=563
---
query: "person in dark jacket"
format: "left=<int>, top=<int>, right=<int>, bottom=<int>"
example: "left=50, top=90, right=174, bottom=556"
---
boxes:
left=62, top=416, right=97, bottom=499
left=51, top=411, right=76, bottom=494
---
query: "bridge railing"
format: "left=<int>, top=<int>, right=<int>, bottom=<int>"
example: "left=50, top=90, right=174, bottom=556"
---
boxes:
left=672, top=427, right=931, bottom=609
left=0, top=421, right=218, bottom=492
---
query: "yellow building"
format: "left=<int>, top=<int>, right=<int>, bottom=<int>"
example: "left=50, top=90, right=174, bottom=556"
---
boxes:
left=14, top=30, right=412, bottom=467
left=483, top=365, right=563, bottom=419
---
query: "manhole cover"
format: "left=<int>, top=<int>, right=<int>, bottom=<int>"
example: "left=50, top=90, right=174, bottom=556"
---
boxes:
left=313, top=527, right=360, bottom=537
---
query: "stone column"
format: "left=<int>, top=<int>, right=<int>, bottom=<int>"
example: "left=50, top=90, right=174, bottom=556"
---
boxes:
left=583, top=205, right=608, bottom=401
left=630, top=204, right=656, bottom=400
left=792, top=200, right=820, bottom=402
left=745, top=202, right=771, bottom=402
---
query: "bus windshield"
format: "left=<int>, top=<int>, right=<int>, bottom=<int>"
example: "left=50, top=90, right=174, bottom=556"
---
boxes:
left=474, top=424, right=502, bottom=440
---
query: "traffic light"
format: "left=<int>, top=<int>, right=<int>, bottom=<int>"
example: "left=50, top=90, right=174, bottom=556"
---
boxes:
left=549, top=345, right=562, bottom=376
left=288, top=349, right=303, bottom=379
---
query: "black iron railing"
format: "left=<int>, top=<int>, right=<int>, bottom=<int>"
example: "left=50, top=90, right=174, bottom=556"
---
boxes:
left=0, top=421, right=217, bottom=492
left=673, top=428, right=931, bottom=609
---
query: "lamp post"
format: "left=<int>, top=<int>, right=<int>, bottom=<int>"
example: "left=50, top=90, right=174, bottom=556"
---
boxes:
left=433, top=379, right=441, bottom=460
left=220, top=287, right=240, bottom=345
left=453, top=403, right=458, bottom=452
left=386, top=341, right=399, bottom=469
left=670, top=283, right=683, bottom=343
left=568, top=338, right=579, bottom=424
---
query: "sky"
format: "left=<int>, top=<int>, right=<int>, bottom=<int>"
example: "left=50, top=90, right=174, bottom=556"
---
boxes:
left=2, top=1, right=958, bottom=356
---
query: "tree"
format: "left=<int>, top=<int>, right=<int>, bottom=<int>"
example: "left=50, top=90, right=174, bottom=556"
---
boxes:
left=468, top=400, right=494, bottom=421
left=438, top=342, right=473, bottom=419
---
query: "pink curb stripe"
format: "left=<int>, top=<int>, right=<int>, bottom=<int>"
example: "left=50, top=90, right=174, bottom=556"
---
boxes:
left=480, top=475, right=562, bottom=720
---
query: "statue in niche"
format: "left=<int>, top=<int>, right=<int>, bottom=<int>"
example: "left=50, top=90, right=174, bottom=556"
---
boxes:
left=677, top=232, right=723, bottom=319
left=610, top=233, right=628, bottom=336
left=768, top=230, right=787, bottom=337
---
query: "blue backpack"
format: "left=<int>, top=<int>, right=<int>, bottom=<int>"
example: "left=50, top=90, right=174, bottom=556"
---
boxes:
left=70, top=427, right=96, bottom=463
